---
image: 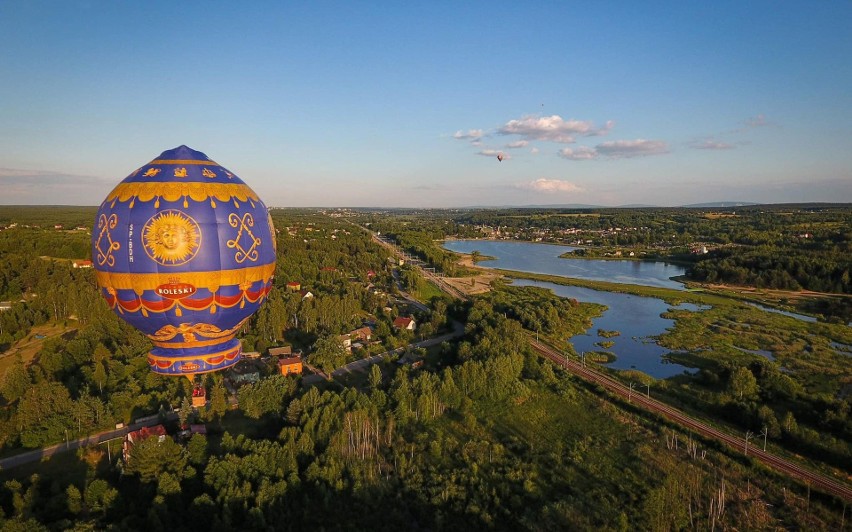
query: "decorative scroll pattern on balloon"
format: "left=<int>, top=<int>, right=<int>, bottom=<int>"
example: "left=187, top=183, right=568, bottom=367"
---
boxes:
left=94, top=214, right=120, bottom=267
left=147, top=345, right=241, bottom=373
left=150, top=320, right=246, bottom=343
left=227, top=213, right=261, bottom=263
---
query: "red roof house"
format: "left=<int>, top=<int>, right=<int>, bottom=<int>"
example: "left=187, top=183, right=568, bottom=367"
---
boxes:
left=392, top=316, right=416, bottom=331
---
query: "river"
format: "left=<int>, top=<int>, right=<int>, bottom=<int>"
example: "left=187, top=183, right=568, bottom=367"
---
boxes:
left=442, top=240, right=694, bottom=377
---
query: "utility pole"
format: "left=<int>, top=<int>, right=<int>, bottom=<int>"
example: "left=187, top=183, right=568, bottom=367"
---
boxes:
left=744, top=430, right=754, bottom=456
left=760, top=426, right=768, bottom=451
left=646, top=382, right=650, bottom=398
left=628, top=382, right=636, bottom=402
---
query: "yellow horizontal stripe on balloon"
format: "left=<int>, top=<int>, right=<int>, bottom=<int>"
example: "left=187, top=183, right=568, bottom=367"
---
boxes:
left=105, top=182, right=260, bottom=203
left=150, top=334, right=238, bottom=349
left=96, top=263, right=276, bottom=293
left=147, top=159, right=221, bottom=165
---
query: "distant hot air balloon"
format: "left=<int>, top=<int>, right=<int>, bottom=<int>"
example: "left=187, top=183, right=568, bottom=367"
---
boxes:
left=92, top=146, right=276, bottom=379
left=497, top=153, right=504, bottom=162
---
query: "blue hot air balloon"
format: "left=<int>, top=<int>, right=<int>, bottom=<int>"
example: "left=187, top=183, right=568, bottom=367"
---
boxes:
left=92, top=146, right=276, bottom=378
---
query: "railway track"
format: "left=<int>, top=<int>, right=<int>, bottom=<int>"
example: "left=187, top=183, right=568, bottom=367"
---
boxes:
left=530, top=338, right=852, bottom=503
left=353, top=219, right=851, bottom=503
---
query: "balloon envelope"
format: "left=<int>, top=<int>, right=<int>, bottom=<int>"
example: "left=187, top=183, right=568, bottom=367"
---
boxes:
left=92, top=146, right=276, bottom=377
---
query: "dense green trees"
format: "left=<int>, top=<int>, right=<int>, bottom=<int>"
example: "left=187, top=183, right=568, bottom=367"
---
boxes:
left=0, top=206, right=848, bottom=530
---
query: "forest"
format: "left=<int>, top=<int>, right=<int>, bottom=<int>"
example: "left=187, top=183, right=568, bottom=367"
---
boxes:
left=0, top=206, right=849, bottom=530
left=364, top=204, right=851, bottom=297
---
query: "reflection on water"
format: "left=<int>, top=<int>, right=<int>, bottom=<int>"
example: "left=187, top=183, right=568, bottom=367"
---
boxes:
left=512, top=279, right=694, bottom=378
left=745, top=302, right=817, bottom=323
left=443, top=240, right=686, bottom=290
left=732, top=345, right=775, bottom=361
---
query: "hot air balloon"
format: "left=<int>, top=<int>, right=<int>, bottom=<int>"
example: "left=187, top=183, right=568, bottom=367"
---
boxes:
left=91, top=146, right=276, bottom=380
left=497, top=153, right=504, bottom=162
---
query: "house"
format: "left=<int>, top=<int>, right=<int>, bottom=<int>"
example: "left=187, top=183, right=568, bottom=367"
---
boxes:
left=299, top=289, right=314, bottom=300
left=269, top=346, right=292, bottom=358
left=349, top=326, right=372, bottom=342
left=338, top=334, right=352, bottom=353
left=229, top=360, right=261, bottom=385
left=0, top=302, right=12, bottom=312
left=286, top=281, right=301, bottom=291
left=72, top=260, right=93, bottom=268
left=392, top=316, right=416, bottom=331
left=278, top=355, right=303, bottom=376
left=54, top=224, right=63, bottom=230
left=123, top=424, right=167, bottom=462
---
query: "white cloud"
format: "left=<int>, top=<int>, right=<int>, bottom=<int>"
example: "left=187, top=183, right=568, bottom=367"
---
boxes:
left=506, top=140, right=529, bottom=149
left=558, top=146, right=598, bottom=160
left=478, top=149, right=510, bottom=160
left=530, top=147, right=540, bottom=155
left=595, top=139, right=668, bottom=158
left=690, top=140, right=735, bottom=150
left=745, top=114, right=768, bottom=128
left=453, top=129, right=484, bottom=140
left=498, top=114, right=612, bottom=143
left=0, top=168, right=113, bottom=205
left=519, top=178, right=584, bottom=193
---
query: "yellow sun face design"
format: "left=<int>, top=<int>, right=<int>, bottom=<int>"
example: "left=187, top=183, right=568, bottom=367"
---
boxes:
left=143, top=210, right=201, bottom=265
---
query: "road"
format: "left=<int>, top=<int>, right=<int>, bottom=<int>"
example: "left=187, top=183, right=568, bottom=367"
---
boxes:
left=361, top=222, right=852, bottom=502
left=530, top=337, right=852, bottom=503
left=300, top=321, right=465, bottom=387
left=0, top=412, right=178, bottom=472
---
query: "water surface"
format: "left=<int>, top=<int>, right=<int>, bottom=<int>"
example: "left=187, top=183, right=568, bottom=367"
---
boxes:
left=512, top=279, right=693, bottom=378
left=444, top=240, right=686, bottom=290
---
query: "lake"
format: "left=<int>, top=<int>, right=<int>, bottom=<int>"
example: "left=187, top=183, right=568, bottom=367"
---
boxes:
left=443, top=240, right=686, bottom=290
left=512, top=278, right=692, bottom=378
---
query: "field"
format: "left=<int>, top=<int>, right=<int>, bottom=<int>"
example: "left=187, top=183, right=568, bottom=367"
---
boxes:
left=0, top=323, right=76, bottom=377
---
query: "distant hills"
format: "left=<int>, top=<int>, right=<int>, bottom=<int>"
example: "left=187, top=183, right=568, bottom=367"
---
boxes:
left=464, top=202, right=760, bottom=209
left=680, top=201, right=760, bottom=208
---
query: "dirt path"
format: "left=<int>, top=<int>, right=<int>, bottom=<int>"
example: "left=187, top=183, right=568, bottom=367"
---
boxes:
left=441, top=254, right=503, bottom=296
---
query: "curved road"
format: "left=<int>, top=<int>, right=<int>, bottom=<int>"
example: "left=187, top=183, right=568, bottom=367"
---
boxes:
left=530, top=338, right=852, bottom=503
left=356, top=220, right=852, bottom=502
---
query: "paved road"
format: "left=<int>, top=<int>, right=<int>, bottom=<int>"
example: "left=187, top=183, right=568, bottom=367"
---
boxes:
left=530, top=337, right=852, bottom=503
left=358, top=220, right=852, bottom=502
left=0, top=413, right=179, bottom=473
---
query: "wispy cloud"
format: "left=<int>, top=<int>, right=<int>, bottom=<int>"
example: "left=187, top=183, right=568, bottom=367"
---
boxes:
left=478, top=149, right=510, bottom=160
left=558, top=146, right=598, bottom=160
left=558, top=139, right=669, bottom=160
left=498, top=115, right=613, bottom=143
left=595, top=139, right=668, bottom=158
left=0, top=168, right=113, bottom=205
left=689, top=139, right=735, bottom=150
left=518, top=178, right=584, bottom=193
left=453, top=129, right=484, bottom=140
left=505, top=140, right=528, bottom=149
left=744, top=114, right=768, bottom=128
left=728, top=113, right=778, bottom=134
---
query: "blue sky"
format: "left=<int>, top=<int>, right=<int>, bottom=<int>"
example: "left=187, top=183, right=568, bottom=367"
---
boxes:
left=1, top=1, right=850, bottom=207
